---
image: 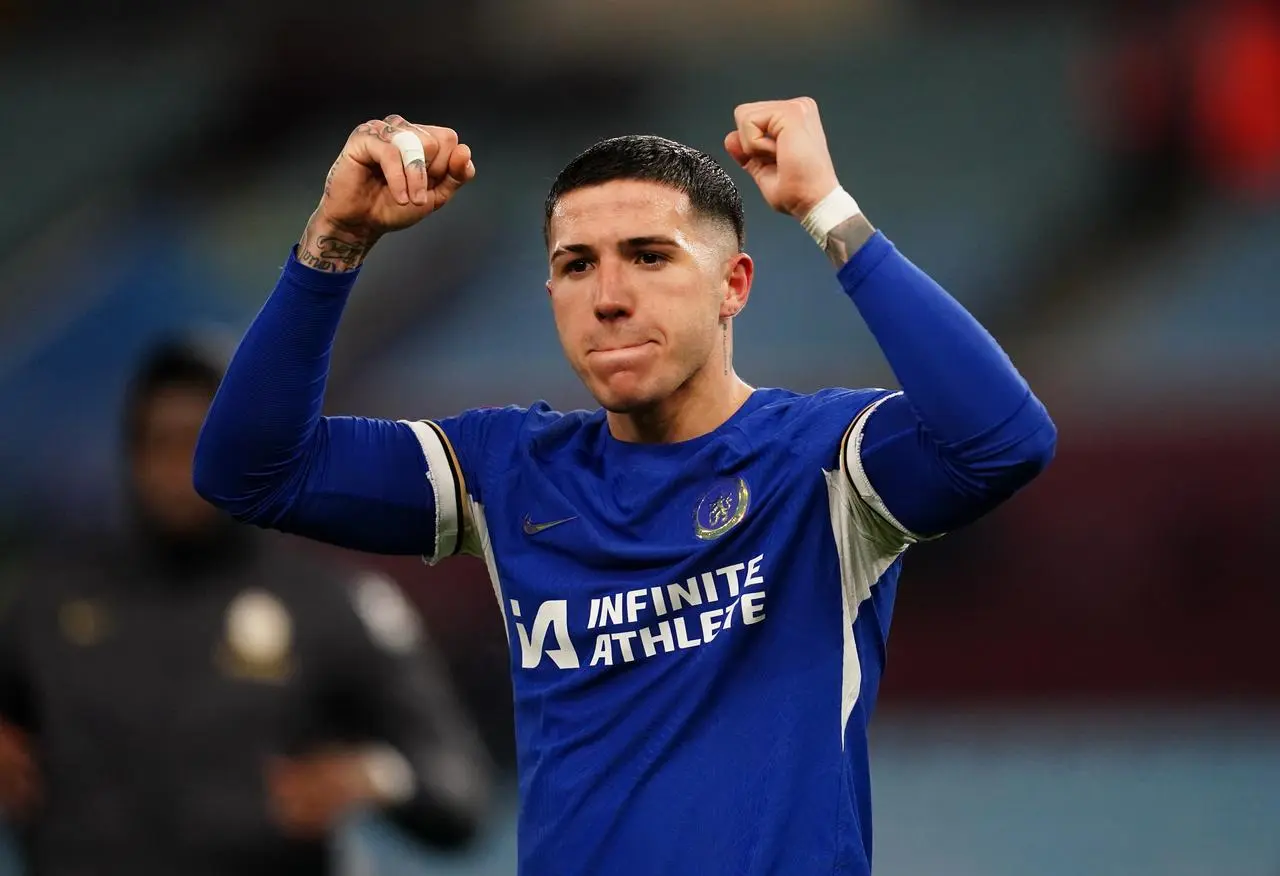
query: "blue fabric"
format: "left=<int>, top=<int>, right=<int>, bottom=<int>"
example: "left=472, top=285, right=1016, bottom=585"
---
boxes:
left=194, top=252, right=434, bottom=555
left=434, top=388, right=896, bottom=875
left=841, top=233, right=1056, bottom=535
left=193, top=231, right=1057, bottom=875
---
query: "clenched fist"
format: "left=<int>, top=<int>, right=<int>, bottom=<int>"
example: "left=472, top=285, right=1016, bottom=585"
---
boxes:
left=724, top=98, right=840, bottom=220
left=298, top=115, right=476, bottom=272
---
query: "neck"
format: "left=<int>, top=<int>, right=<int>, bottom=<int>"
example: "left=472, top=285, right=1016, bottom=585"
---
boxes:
left=607, top=366, right=754, bottom=444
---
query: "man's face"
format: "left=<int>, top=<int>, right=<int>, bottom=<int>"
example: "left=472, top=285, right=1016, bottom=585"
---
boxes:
left=546, top=180, right=749, bottom=414
left=131, top=385, right=218, bottom=534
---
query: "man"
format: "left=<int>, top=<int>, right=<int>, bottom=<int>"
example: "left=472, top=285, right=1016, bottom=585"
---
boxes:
left=194, top=100, right=1057, bottom=875
left=0, top=339, right=490, bottom=876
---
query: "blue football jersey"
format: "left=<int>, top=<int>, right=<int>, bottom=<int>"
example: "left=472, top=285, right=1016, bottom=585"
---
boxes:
left=405, top=386, right=920, bottom=876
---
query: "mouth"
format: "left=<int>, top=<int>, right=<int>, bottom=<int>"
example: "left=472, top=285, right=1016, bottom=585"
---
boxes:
left=589, top=341, right=656, bottom=356
left=586, top=341, right=657, bottom=369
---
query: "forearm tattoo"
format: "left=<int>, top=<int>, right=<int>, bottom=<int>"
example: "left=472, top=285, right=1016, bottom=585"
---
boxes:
left=297, top=223, right=376, bottom=273
left=296, top=118, right=414, bottom=273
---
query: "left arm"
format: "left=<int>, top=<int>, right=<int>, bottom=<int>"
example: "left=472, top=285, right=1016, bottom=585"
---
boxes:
left=332, top=574, right=491, bottom=849
left=830, top=217, right=1056, bottom=538
left=270, top=574, right=491, bottom=848
left=727, top=99, right=1056, bottom=538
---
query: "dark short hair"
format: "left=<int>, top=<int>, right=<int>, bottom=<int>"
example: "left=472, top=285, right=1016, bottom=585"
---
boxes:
left=124, top=335, right=230, bottom=447
left=544, top=135, right=745, bottom=250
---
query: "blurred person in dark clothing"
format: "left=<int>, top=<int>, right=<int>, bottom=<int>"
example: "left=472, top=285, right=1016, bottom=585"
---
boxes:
left=0, top=338, right=491, bottom=876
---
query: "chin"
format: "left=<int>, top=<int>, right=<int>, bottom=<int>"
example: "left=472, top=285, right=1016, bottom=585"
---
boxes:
left=595, top=389, right=654, bottom=415
left=588, top=373, right=663, bottom=414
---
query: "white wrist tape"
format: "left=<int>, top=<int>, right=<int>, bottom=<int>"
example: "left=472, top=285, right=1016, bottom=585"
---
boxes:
left=800, top=186, right=862, bottom=249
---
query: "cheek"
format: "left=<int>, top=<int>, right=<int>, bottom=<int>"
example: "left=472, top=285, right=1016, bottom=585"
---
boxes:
left=672, top=289, right=722, bottom=342
left=549, top=296, right=585, bottom=352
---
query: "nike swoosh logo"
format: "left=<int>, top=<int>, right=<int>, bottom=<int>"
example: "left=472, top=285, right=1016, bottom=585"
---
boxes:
left=522, top=515, right=577, bottom=535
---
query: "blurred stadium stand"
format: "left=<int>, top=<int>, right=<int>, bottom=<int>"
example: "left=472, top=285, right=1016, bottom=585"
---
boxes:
left=1, top=0, right=1277, bottom=873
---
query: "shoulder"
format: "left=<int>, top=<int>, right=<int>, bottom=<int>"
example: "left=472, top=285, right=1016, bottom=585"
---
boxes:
left=432, top=401, right=601, bottom=475
left=1, top=537, right=116, bottom=609
left=736, top=387, right=895, bottom=462
left=749, top=387, right=890, bottom=420
left=435, top=402, right=596, bottom=446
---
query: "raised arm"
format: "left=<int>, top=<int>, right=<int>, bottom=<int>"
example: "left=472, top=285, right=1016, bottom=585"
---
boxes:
left=193, top=116, right=477, bottom=556
left=726, top=98, right=1056, bottom=539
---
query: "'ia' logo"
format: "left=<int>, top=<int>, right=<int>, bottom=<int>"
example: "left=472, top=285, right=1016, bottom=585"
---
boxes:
left=512, top=599, right=580, bottom=669
left=694, top=477, right=750, bottom=540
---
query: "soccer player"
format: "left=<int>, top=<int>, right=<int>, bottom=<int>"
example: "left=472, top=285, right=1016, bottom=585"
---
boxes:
left=194, top=99, right=1056, bottom=875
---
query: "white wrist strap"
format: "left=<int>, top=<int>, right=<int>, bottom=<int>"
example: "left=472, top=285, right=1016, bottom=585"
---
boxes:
left=800, top=186, right=861, bottom=249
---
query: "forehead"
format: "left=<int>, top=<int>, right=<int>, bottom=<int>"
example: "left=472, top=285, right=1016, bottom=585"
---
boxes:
left=548, top=180, right=697, bottom=246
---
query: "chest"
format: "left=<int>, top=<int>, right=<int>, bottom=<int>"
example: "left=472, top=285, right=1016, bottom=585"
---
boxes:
left=480, top=449, right=841, bottom=680
left=30, top=577, right=318, bottom=744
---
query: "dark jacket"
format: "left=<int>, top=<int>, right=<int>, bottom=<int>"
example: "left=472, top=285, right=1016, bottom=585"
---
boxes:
left=0, top=532, right=490, bottom=876
left=0, top=338, right=489, bottom=875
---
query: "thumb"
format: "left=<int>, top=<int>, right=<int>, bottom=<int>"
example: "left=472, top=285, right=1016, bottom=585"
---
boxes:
left=432, top=143, right=476, bottom=209
left=725, top=133, right=773, bottom=189
left=724, top=131, right=749, bottom=168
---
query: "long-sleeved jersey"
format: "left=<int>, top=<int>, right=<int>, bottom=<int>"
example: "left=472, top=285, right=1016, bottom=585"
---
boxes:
left=194, top=231, right=1056, bottom=875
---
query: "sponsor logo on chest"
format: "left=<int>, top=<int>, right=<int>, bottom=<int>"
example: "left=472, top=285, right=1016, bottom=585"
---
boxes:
left=511, top=552, right=768, bottom=671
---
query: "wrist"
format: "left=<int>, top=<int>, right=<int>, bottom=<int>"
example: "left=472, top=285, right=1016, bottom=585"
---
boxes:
left=797, top=185, right=861, bottom=249
left=297, top=211, right=380, bottom=273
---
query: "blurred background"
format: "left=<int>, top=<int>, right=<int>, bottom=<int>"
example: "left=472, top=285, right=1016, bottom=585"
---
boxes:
left=2, top=0, right=1279, bottom=873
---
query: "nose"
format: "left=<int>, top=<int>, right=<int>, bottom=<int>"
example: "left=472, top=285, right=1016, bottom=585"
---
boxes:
left=593, top=257, right=634, bottom=323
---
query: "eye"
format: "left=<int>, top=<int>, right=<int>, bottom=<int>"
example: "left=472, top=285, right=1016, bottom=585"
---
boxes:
left=564, top=258, right=591, bottom=275
left=636, top=251, right=667, bottom=267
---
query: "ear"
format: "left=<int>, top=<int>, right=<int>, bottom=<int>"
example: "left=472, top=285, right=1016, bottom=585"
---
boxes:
left=719, top=251, right=753, bottom=320
left=546, top=279, right=553, bottom=298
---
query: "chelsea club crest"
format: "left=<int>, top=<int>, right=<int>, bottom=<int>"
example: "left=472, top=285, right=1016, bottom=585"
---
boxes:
left=694, top=477, right=750, bottom=541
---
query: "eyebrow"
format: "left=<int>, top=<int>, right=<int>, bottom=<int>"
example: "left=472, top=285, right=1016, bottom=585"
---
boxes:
left=551, top=235, right=683, bottom=261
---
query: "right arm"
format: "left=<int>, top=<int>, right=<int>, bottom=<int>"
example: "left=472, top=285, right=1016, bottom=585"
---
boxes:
left=193, top=116, right=477, bottom=557
left=193, top=248, right=444, bottom=555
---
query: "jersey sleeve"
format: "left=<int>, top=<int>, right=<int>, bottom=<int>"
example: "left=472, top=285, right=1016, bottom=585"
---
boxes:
left=780, top=388, right=925, bottom=555
left=835, top=231, right=1056, bottom=538
left=400, top=405, right=528, bottom=563
left=835, top=391, right=928, bottom=548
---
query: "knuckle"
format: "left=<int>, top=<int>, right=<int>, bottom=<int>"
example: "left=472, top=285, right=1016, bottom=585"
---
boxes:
left=430, top=126, right=458, bottom=147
